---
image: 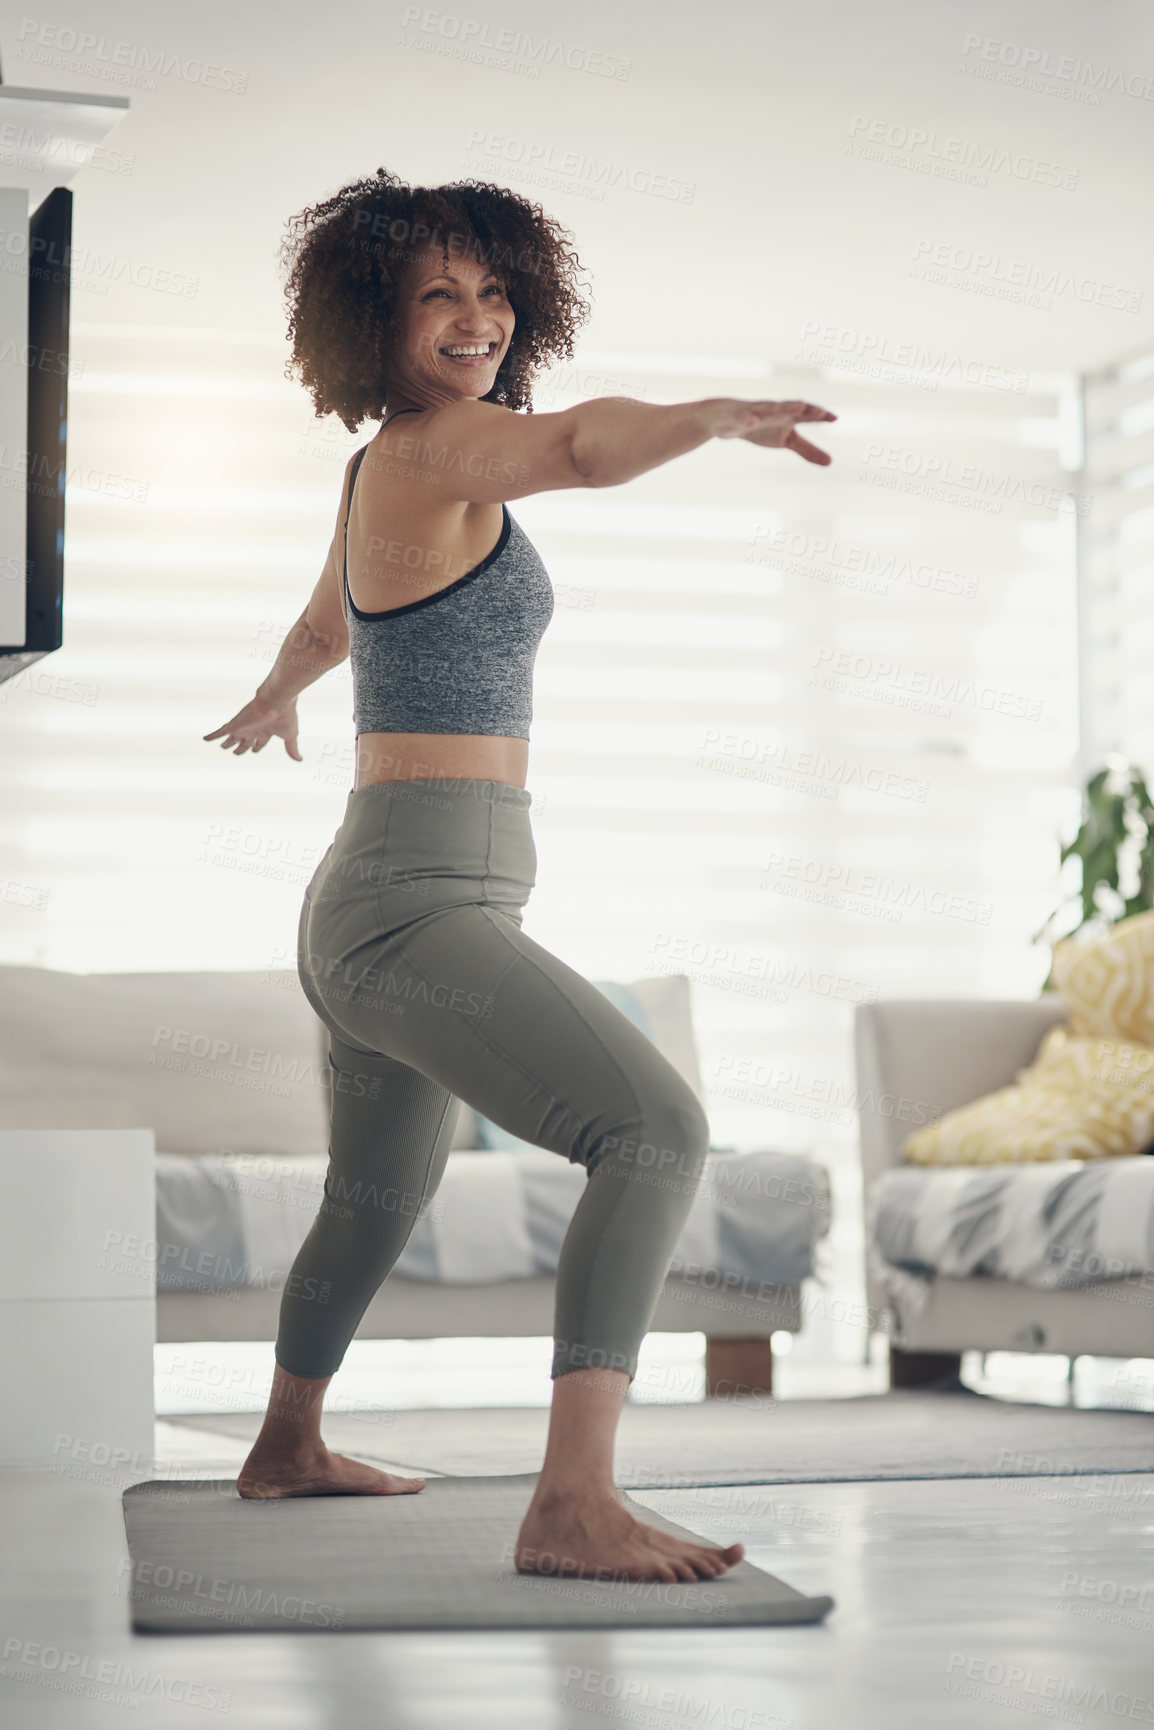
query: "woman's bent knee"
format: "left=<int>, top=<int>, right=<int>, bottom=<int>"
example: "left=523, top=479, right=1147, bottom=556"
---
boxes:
left=584, top=1085, right=710, bottom=1191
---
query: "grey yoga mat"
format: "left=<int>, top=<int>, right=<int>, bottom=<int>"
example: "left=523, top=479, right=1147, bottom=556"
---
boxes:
left=120, top=1475, right=834, bottom=1632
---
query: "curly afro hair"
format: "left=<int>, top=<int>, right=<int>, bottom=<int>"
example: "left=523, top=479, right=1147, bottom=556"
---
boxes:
left=279, top=169, right=593, bottom=433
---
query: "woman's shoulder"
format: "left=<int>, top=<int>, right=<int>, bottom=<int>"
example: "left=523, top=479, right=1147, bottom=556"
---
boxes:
left=345, top=419, right=507, bottom=609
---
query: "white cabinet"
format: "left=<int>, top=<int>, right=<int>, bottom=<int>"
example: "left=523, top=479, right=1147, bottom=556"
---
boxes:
left=0, top=1129, right=155, bottom=1471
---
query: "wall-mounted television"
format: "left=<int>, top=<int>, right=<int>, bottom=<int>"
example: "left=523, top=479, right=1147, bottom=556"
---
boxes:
left=0, top=184, right=71, bottom=684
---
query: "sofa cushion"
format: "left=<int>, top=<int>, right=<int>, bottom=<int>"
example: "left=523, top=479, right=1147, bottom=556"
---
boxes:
left=155, top=1146, right=830, bottom=1290
left=901, top=1022, right=1154, bottom=1165
left=1052, top=909, right=1154, bottom=1047
left=0, top=965, right=701, bottom=1161
left=871, top=1153, right=1154, bottom=1290
left=0, top=965, right=329, bottom=1158
left=898, top=910, right=1154, bottom=1166
left=628, top=972, right=704, bottom=1102
left=449, top=1101, right=480, bottom=1151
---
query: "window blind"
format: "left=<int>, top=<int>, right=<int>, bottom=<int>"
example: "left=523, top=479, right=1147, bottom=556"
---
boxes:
left=1075, top=344, right=1154, bottom=779
left=1, top=324, right=1083, bottom=1180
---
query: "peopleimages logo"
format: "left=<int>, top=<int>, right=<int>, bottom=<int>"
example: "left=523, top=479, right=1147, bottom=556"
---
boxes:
left=0, top=224, right=198, bottom=298
left=810, top=646, right=1044, bottom=722
left=698, top=725, right=931, bottom=801
left=16, top=18, right=249, bottom=92
left=846, top=114, right=1079, bottom=189
left=759, top=849, right=994, bottom=926
left=910, top=236, right=1142, bottom=313
left=960, top=32, right=1154, bottom=103
left=463, top=130, right=696, bottom=203
left=649, top=929, right=880, bottom=1005
left=1, top=1635, right=234, bottom=1709
left=749, top=522, right=980, bottom=598
left=398, top=7, right=633, bottom=80
left=944, top=1651, right=1154, bottom=1722
left=150, top=1025, right=316, bottom=1079
left=794, top=318, right=1027, bottom=394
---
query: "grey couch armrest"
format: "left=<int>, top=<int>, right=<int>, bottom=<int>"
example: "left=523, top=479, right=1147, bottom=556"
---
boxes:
left=853, top=997, right=1069, bottom=1196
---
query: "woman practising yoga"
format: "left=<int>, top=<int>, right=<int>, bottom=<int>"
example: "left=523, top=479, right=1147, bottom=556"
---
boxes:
left=204, top=169, right=836, bottom=1585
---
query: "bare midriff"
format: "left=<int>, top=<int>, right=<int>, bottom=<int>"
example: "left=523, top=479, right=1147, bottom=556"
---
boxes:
left=348, top=421, right=530, bottom=792
left=354, top=732, right=528, bottom=790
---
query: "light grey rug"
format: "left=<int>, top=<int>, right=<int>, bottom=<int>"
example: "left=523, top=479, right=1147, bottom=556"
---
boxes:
left=173, top=1391, right=1154, bottom=1487
left=121, top=1476, right=834, bottom=1631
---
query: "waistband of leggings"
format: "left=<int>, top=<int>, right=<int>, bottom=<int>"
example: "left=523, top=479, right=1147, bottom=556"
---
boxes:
left=343, top=777, right=533, bottom=813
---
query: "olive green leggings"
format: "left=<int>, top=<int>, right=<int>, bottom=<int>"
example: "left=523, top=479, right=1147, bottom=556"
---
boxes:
left=279, top=776, right=710, bottom=1382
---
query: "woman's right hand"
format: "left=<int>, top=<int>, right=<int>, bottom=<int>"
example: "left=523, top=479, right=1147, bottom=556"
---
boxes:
left=711, top=399, right=837, bottom=465
left=203, top=692, right=303, bottom=760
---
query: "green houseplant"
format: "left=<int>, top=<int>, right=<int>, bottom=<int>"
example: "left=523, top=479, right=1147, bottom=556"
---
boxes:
left=1033, top=762, right=1154, bottom=991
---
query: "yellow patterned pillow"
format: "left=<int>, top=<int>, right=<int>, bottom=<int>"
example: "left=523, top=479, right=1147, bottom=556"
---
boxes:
left=1051, top=909, right=1154, bottom=1047
left=901, top=1024, right=1154, bottom=1165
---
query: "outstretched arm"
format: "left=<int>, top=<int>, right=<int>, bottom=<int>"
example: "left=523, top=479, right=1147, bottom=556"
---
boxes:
left=571, top=397, right=837, bottom=487
left=393, top=394, right=837, bottom=504
left=203, top=455, right=354, bottom=759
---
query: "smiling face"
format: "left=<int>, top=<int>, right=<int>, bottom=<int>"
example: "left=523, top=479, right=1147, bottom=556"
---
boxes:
left=382, top=238, right=515, bottom=414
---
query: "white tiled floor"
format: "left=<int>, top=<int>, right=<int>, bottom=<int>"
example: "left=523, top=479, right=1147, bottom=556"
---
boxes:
left=3, top=1432, right=1152, bottom=1730
left=5, top=1347, right=1153, bottom=1730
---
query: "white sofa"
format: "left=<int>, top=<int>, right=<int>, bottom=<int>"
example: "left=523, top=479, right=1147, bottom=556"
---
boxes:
left=0, top=964, right=831, bottom=1395
left=855, top=997, right=1154, bottom=1383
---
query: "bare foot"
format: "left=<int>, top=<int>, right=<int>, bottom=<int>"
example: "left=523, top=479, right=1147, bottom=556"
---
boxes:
left=515, top=1487, right=744, bottom=1584
left=237, top=1445, right=426, bottom=1500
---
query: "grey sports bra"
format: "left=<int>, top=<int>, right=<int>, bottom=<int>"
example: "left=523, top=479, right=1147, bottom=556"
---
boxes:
left=342, top=415, right=555, bottom=740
